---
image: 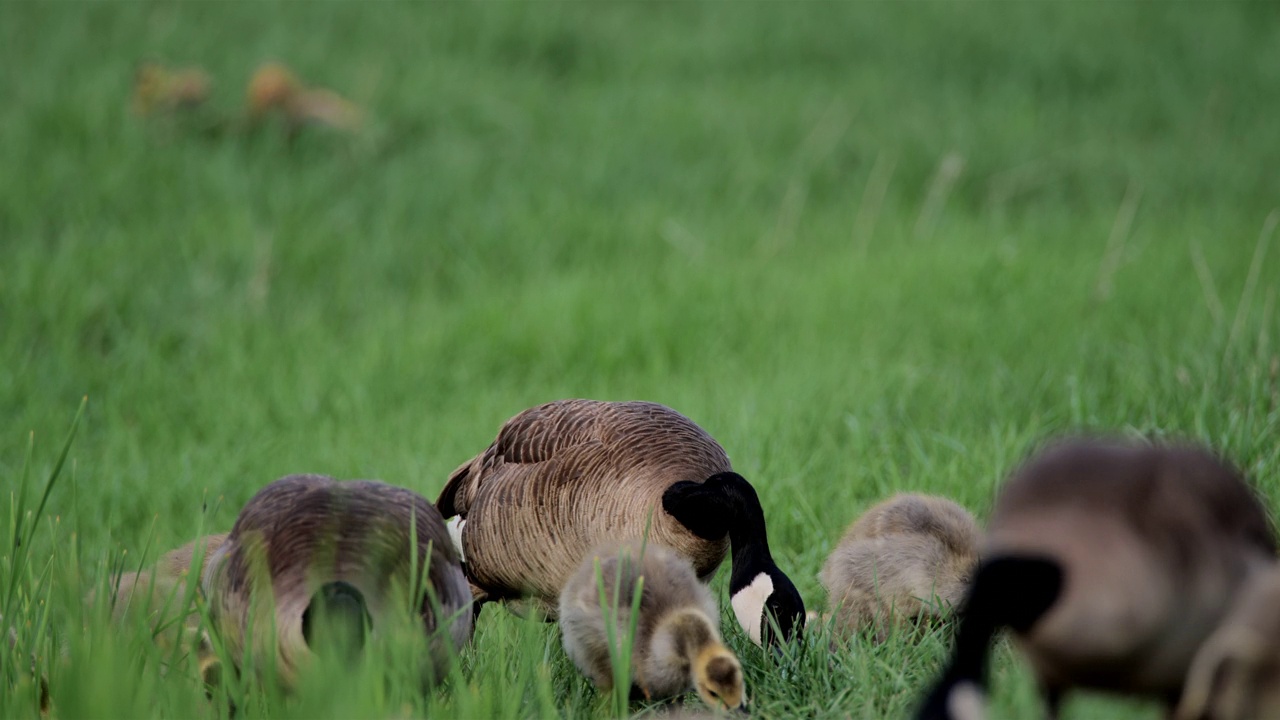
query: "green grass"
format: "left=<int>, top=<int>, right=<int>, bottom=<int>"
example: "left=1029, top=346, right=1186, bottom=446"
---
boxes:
left=3, top=1, right=1279, bottom=717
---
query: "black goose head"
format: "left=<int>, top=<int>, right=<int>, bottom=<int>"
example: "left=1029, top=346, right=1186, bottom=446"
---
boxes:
left=663, top=472, right=807, bottom=648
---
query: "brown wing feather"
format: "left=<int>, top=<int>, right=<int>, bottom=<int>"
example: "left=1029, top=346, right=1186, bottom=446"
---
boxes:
left=436, top=460, right=473, bottom=517
left=452, top=400, right=734, bottom=614
left=437, top=399, right=607, bottom=516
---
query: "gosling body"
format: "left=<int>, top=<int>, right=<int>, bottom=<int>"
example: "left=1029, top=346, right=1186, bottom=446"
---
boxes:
left=820, top=494, right=979, bottom=637
left=559, top=541, right=745, bottom=710
left=108, top=533, right=228, bottom=631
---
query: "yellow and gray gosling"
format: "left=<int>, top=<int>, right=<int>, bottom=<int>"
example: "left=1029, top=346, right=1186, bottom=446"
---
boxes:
left=820, top=493, right=979, bottom=639
left=439, top=399, right=805, bottom=647
left=201, top=474, right=472, bottom=691
left=1176, top=565, right=1280, bottom=720
left=559, top=540, right=745, bottom=711
left=99, top=533, right=229, bottom=684
left=916, top=439, right=1276, bottom=720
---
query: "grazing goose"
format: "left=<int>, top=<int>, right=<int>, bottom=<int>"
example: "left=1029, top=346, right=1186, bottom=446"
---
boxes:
left=105, top=533, right=229, bottom=682
left=559, top=540, right=745, bottom=710
left=1176, top=565, right=1280, bottom=720
left=201, top=474, right=472, bottom=690
left=820, top=494, right=979, bottom=639
left=437, top=399, right=805, bottom=646
left=916, top=440, right=1276, bottom=720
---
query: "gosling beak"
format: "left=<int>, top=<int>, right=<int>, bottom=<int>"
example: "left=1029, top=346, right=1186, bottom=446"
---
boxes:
left=200, top=656, right=223, bottom=692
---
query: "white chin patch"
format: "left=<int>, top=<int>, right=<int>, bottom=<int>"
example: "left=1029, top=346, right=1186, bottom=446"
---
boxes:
left=947, top=681, right=986, bottom=720
left=446, top=517, right=466, bottom=563
left=730, top=572, right=774, bottom=647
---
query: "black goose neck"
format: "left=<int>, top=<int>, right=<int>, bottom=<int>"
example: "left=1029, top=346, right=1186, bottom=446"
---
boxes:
left=703, top=471, right=780, bottom=588
left=729, top=537, right=778, bottom=589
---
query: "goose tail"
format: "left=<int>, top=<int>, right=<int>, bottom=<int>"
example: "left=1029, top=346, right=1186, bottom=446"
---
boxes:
left=302, top=581, right=371, bottom=660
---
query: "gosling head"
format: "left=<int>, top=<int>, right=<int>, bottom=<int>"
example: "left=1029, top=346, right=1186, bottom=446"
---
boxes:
left=692, top=644, right=745, bottom=712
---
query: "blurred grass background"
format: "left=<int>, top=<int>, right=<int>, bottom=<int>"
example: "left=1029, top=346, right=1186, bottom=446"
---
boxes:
left=2, top=2, right=1279, bottom=718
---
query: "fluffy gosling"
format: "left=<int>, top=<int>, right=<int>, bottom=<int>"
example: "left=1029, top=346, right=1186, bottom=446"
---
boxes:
left=820, top=493, right=979, bottom=639
left=559, top=541, right=745, bottom=711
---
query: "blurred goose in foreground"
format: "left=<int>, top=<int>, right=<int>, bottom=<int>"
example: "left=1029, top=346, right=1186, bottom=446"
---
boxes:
left=559, top=540, right=745, bottom=711
left=916, top=439, right=1276, bottom=720
left=820, top=493, right=979, bottom=640
left=1176, top=565, right=1280, bottom=720
left=437, top=399, right=805, bottom=647
left=201, top=474, right=471, bottom=690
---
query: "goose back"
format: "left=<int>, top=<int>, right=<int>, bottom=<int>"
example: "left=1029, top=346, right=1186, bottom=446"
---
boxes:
left=558, top=540, right=720, bottom=696
left=439, top=400, right=732, bottom=611
left=203, top=474, right=472, bottom=689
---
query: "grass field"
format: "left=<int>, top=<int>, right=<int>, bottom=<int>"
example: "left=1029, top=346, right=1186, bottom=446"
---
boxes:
left=3, top=2, right=1279, bottom=718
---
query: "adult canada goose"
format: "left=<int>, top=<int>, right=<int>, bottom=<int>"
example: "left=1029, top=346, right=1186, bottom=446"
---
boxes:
left=105, top=533, right=229, bottom=683
left=437, top=399, right=805, bottom=646
left=1176, top=565, right=1280, bottom=720
left=820, top=494, right=979, bottom=639
left=559, top=540, right=745, bottom=711
left=916, top=440, right=1276, bottom=720
left=201, top=474, right=472, bottom=690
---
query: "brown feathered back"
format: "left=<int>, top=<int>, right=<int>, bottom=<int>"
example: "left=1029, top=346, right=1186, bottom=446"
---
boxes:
left=203, top=474, right=471, bottom=689
left=438, top=400, right=733, bottom=615
left=993, top=441, right=1275, bottom=569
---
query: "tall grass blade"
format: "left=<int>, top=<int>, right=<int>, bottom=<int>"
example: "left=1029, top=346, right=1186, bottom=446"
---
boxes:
left=3, top=397, right=87, bottom=630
